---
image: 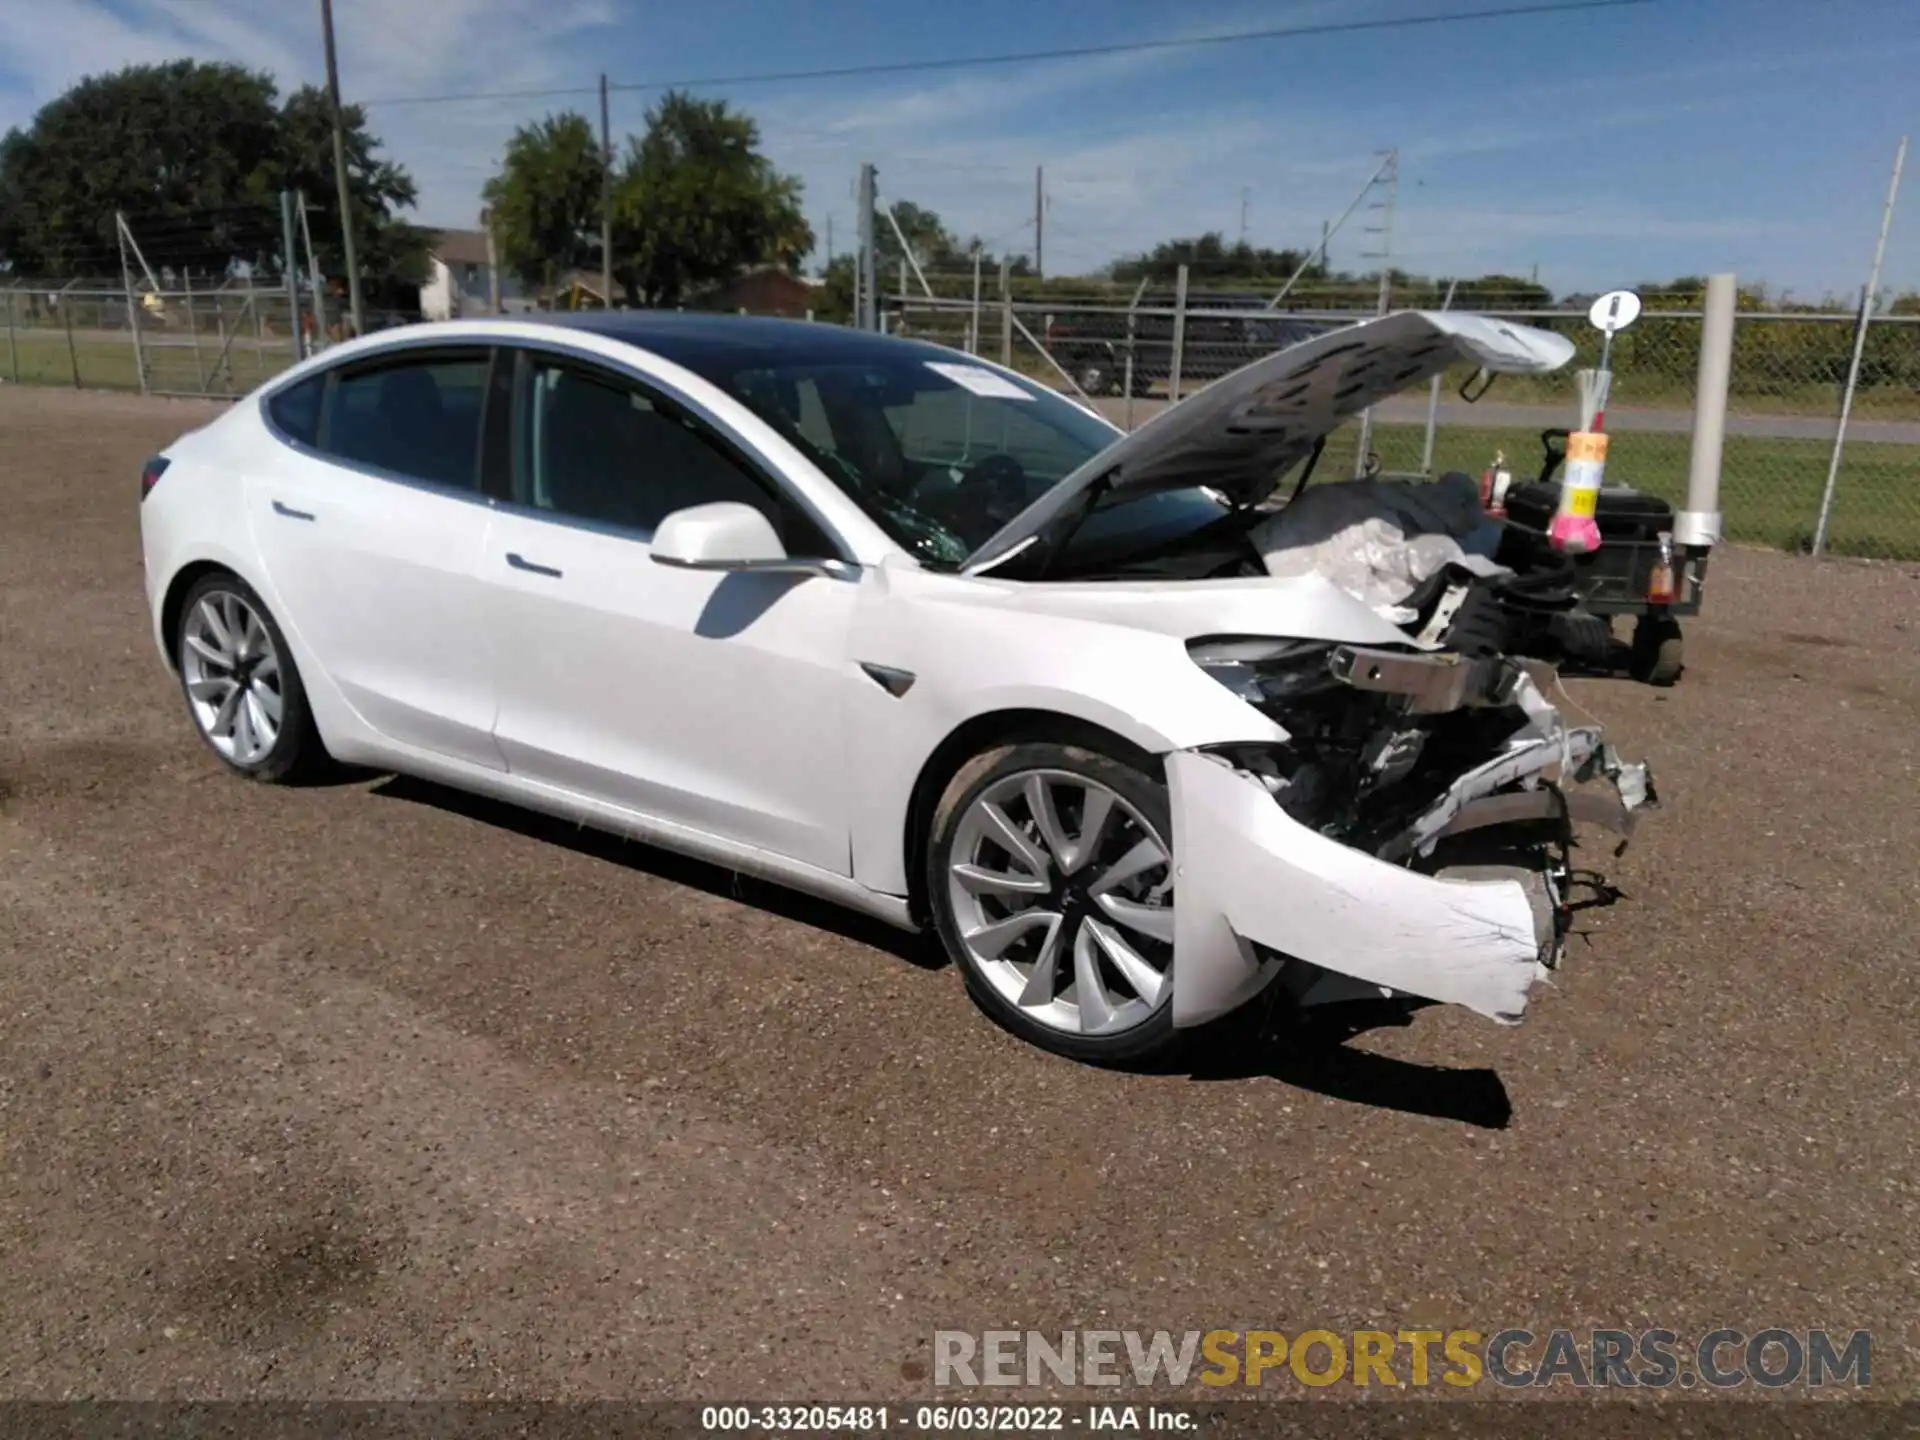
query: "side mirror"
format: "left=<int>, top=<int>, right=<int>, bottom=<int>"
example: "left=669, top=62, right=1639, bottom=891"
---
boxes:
left=650, top=501, right=852, bottom=580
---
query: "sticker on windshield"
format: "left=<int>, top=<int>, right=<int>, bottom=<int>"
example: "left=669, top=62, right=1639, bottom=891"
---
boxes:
left=925, top=361, right=1034, bottom=401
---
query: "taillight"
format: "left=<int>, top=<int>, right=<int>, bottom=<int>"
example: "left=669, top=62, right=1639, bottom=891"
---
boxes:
left=140, top=455, right=170, bottom=501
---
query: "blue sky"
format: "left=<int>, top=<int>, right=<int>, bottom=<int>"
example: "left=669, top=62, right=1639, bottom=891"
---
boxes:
left=1, top=0, right=1914, bottom=299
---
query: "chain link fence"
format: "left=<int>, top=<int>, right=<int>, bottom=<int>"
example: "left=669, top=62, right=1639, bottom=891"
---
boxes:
left=888, top=277, right=1920, bottom=562
left=6, top=268, right=1916, bottom=562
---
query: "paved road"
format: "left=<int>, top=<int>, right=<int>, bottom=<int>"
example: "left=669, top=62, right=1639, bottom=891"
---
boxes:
left=1094, top=392, right=1920, bottom=444
left=2, top=387, right=1916, bottom=1402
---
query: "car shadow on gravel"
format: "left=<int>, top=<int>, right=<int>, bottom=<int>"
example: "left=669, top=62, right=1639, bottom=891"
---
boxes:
left=368, top=773, right=944, bottom=969
left=1180, top=1001, right=1514, bottom=1129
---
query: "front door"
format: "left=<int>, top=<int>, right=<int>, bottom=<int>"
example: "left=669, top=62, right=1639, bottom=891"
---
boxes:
left=480, top=349, right=859, bottom=874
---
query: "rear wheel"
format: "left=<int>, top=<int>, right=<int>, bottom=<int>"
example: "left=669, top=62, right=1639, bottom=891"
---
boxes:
left=928, top=742, right=1178, bottom=1064
left=175, top=571, right=326, bottom=782
left=1629, top=613, right=1684, bottom=686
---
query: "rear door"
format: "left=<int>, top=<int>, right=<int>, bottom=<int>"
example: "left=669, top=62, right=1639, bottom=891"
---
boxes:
left=246, top=345, right=508, bottom=770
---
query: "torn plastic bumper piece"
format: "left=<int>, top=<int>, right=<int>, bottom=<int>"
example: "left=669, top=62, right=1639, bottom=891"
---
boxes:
left=1164, top=726, right=1656, bottom=1031
left=1167, top=750, right=1554, bottom=1030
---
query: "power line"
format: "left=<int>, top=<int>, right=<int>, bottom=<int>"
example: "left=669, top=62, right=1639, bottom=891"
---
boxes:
left=361, top=0, right=1653, bottom=107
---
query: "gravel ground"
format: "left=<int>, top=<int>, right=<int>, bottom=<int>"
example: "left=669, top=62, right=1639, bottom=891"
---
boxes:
left=1, top=386, right=1916, bottom=1405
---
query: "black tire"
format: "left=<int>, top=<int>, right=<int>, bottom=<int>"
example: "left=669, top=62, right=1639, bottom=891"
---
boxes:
left=175, top=570, right=328, bottom=783
left=927, top=740, right=1180, bottom=1065
left=1074, top=360, right=1113, bottom=397
left=1629, top=614, right=1684, bottom=686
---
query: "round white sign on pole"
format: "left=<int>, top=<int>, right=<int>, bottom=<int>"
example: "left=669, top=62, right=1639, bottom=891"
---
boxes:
left=1588, top=289, right=1643, bottom=335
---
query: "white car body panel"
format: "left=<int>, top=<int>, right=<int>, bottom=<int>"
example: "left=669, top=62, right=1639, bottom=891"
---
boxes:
left=1167, top=749, right=1542, bottom=1026
left=480, top=507, right=860, bottom=875
left=138, top=311, right=1654, bottom=1054
left=242, top=431, right=506, bottom=772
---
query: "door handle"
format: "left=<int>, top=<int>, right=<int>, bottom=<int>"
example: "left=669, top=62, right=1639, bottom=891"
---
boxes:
left=506, top=552, right=563, bottom=578
left=271, top=499, right=316, bottom=521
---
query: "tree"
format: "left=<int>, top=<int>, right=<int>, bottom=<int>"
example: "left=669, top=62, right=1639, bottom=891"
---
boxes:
left=608, top=91, right=811, bottom=307
left=1108, top=232, right=1323, bottom=288
left=0, top=60, right=281, bottom=275
left=480, top=112, right=604, bottom=295
left=279, top=86, right=427, bottom=303
left=0, top=59, right=425, bottom=305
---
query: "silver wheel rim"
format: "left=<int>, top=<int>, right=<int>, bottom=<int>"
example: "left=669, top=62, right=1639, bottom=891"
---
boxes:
left=948, top=768, right=1174, bottom=1037
left=181, top=590, right=284, bottom=766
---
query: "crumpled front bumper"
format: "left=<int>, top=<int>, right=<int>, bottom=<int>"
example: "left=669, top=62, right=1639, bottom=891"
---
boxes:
left=1165, top=663, right=1656, bottom=1029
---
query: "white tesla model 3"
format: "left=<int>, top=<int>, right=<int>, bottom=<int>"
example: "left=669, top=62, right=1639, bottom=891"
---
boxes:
left=140, top=310, right=1655, bottom=1064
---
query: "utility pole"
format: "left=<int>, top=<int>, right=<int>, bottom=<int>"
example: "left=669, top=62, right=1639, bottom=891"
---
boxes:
left=319, top=0, right=364, bottom=336
left=1352, top=149, right=1400, bottom=476
left=1034, top=165, right=1044, bottom=282
left=856, top=162, right=878, bottom=332
left=825, top=215, right=833, bottom=268
left=1239, top=187, right=1250, bottom=244
left=599, top=73, right=614, bottom=309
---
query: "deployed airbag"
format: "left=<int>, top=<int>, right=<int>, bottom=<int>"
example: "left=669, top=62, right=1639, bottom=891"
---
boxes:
left=1249, top=472, right=1505, bottom=622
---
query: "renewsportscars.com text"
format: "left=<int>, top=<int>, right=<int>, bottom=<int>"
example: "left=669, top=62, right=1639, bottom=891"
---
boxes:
left=933, top=1328, right=1871, bottom=1390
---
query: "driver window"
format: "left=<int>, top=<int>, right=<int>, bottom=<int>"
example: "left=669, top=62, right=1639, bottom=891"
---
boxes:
left=515, top=357, right=834, bottom=555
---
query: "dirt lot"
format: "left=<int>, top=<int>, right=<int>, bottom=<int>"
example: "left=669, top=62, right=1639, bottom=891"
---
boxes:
left=2, top=385, right=1916, bottom=1405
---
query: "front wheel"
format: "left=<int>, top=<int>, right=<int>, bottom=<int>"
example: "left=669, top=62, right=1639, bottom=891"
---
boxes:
left=927, top=742, right=1179, bottom=1064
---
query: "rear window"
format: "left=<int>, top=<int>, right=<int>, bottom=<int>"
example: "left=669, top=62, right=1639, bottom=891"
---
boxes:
left=266, top=375, right=323, bottom=447
left=316, top=352, right=491, bottom=491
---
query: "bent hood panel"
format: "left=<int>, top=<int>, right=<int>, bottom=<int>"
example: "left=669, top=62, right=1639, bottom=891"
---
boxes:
left=887, top=562, right=1416, bottom=648
left=964, top=311, right=1575, bottom=573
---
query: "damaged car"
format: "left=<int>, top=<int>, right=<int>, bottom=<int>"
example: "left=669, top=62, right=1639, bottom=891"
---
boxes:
left=139, top=308, right=1654, bottom=1065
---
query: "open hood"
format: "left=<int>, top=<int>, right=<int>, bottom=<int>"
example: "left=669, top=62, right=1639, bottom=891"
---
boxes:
left=962, top=310, right=1576, bottom=574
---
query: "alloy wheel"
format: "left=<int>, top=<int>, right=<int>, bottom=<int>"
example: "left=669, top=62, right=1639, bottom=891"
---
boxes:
left=180, top=589, right=284, bottom=766
left=947, top=769, right=1174, bottom=1036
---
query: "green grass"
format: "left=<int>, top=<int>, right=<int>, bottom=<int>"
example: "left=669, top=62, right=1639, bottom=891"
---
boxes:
left=2, top=330, right=291, bottom=395
left=1319, top=420, right=1920, bottom=562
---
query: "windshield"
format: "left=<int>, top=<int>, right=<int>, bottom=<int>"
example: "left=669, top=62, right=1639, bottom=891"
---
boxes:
left=705, top=352, right=1121, bottom=568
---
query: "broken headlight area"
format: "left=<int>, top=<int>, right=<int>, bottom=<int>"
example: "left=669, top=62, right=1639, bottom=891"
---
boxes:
left=1184, top=636, right=1344, bottom=709
left=1188, top=636, right=1541, bottom=844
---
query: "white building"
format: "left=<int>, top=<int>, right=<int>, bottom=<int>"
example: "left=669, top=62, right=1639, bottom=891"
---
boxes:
left=419, top=228, right=527, bottom=320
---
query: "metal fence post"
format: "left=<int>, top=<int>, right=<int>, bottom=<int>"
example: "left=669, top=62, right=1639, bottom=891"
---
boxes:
left=1420, top=278, right=1460, bottom=473
left=280, top=190, right=305, bottom=366
left=1123, top=277, right=1147, bottom=430
left=116, top=213, right=150, bottom=395
left=3, top=287, right=16, bottom=384
left=61, top=285, right=80, bottom=388
left=969, top=246, right=982, bottom=356
left=1680, top=273, right=1735, bottom=550
left=251, top=290, right=269, bottom=383
left=1815, top=134, right=1907, bottom=556
left=1168, top=264, right=1189, bottom=404
left=183, top=272, right=205, bottom=389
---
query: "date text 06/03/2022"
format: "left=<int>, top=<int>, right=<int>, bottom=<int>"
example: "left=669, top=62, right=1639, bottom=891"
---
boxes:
left=699, top=1404, right=1194, bottom=1432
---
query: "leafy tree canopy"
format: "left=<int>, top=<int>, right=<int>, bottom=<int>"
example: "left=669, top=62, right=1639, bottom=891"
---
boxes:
left=611, top=92, right=811, bottom=308
left=481, top=112, right=603, bottom=293
left=0, top=59, right=424, bottom=292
